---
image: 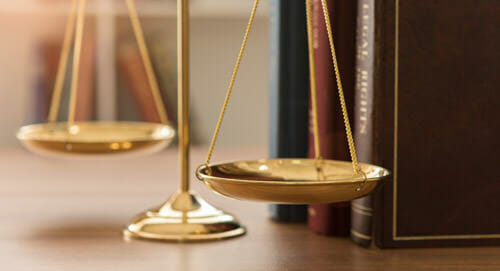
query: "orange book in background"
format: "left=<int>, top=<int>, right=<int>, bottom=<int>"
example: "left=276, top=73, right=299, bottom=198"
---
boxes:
left=117, top=43, right=166, bottom=124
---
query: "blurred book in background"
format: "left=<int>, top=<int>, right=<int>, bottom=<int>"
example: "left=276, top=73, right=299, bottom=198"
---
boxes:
left=117, top=42, right=164, bottom=123
left=116, top=17, right=175, bottom=125
left=34, top=28, right=95, bottom=123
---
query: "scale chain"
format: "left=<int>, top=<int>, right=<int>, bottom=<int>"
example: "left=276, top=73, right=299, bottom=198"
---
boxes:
left=125, top=0, right=170, bottom=124
left=47, top=0, right=78, bottom=123
left=204, top=0, right=363, bottom=182
left=67, top=0, right=87, bottom=125
left=204, top=0, right=260, bottom=167
left=319, top=0, right=362, bottom=176
left=49, top=0, right=169, bottom=125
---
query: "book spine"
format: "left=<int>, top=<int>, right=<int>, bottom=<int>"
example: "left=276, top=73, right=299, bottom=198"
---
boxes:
left=350, top=0, right=376, bottom=247
left=118, top=44, right=162, bottom=123
left=74, top=31, right=95, bottom=121
left=307, top=0, right=357, bottom=236
left=268, top=0, right=309, bottom=223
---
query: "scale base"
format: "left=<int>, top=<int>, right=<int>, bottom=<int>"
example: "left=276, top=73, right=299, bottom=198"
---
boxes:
left=123, top=191, right=245, bottom=242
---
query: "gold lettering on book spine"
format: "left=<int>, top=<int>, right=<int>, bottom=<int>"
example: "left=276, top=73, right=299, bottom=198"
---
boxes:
left=356, top=69, right=369, bottom=135
left=356, top=3, right=371, bottom=135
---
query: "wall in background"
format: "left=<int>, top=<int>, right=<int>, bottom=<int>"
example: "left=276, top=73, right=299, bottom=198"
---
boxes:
left=0, top=14, right=55, bottom=147
left=190, top=18, right=268, bottom=146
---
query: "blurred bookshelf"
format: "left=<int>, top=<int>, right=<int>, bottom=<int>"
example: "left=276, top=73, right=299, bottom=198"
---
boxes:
left=0, top=0, right=269, bottom=146
left=0, top=0, right=269, bottom=18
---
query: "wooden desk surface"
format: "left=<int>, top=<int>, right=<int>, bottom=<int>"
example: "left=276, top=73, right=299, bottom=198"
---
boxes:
left=1, top=147, right=499, bottom=271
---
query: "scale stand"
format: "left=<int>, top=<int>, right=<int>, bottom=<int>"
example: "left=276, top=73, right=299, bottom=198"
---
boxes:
left=123, top=0, right=245, bottom=241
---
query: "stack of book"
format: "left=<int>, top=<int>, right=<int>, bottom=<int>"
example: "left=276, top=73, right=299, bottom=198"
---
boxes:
left=268, top=0, right=356, bottom=236
left=269, top=0, right=500, bottom=247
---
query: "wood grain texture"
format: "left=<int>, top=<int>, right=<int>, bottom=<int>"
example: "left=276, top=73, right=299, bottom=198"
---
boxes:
left=0, top=147, right=499, bottom=271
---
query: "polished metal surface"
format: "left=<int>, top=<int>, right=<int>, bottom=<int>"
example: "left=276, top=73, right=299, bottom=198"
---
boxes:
left=197, top=159, right=390, bottom=204
left=124, top=191, right=245, bottom=241
left=177, top=0, right=190, bottom=193
left=16, top=122, right=175, bottom=157
left=20, top=0, right=174, bottom=159
left=123, top=0, right=246, bottom=242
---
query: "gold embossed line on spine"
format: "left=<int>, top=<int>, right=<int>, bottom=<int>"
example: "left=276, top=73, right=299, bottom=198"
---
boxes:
left=305, top=0, right=322, bottom=161
left=178, top=0, right=190, bottom=192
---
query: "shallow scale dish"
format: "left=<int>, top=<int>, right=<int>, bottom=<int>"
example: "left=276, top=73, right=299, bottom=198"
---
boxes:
left=197, top=159, right=390, bottom=204
left=16, top=121, right=175, bottom=158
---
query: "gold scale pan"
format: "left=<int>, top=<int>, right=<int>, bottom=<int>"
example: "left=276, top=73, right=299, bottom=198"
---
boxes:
left=16, top=0, right=175, bottom=158
left=197, top=0, right=390, bottom=204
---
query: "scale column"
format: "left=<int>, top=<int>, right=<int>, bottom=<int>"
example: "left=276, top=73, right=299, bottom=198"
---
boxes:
left=178, top=0, right=190, bottom=192
left=122, top=0, right=245, bottom=241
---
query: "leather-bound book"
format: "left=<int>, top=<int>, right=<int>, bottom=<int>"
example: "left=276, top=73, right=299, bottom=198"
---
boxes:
left=351, top=0, right=500, bottom=247
left=36, top=42, right=60, bottom=123
left=307, top=0, right=357, bottom=236
left=268, top=0, right=310, bottom=223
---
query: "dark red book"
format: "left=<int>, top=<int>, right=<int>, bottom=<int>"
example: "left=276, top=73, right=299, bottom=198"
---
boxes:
left=351, top=0, right=500, bottom=247
left=307, top=0, right=357, bottom=236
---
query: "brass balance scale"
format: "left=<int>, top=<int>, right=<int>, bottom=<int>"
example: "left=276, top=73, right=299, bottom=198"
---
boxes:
left=17, top=0, right=389, bottom=242
left=17, top=0, right=175, bottom=157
